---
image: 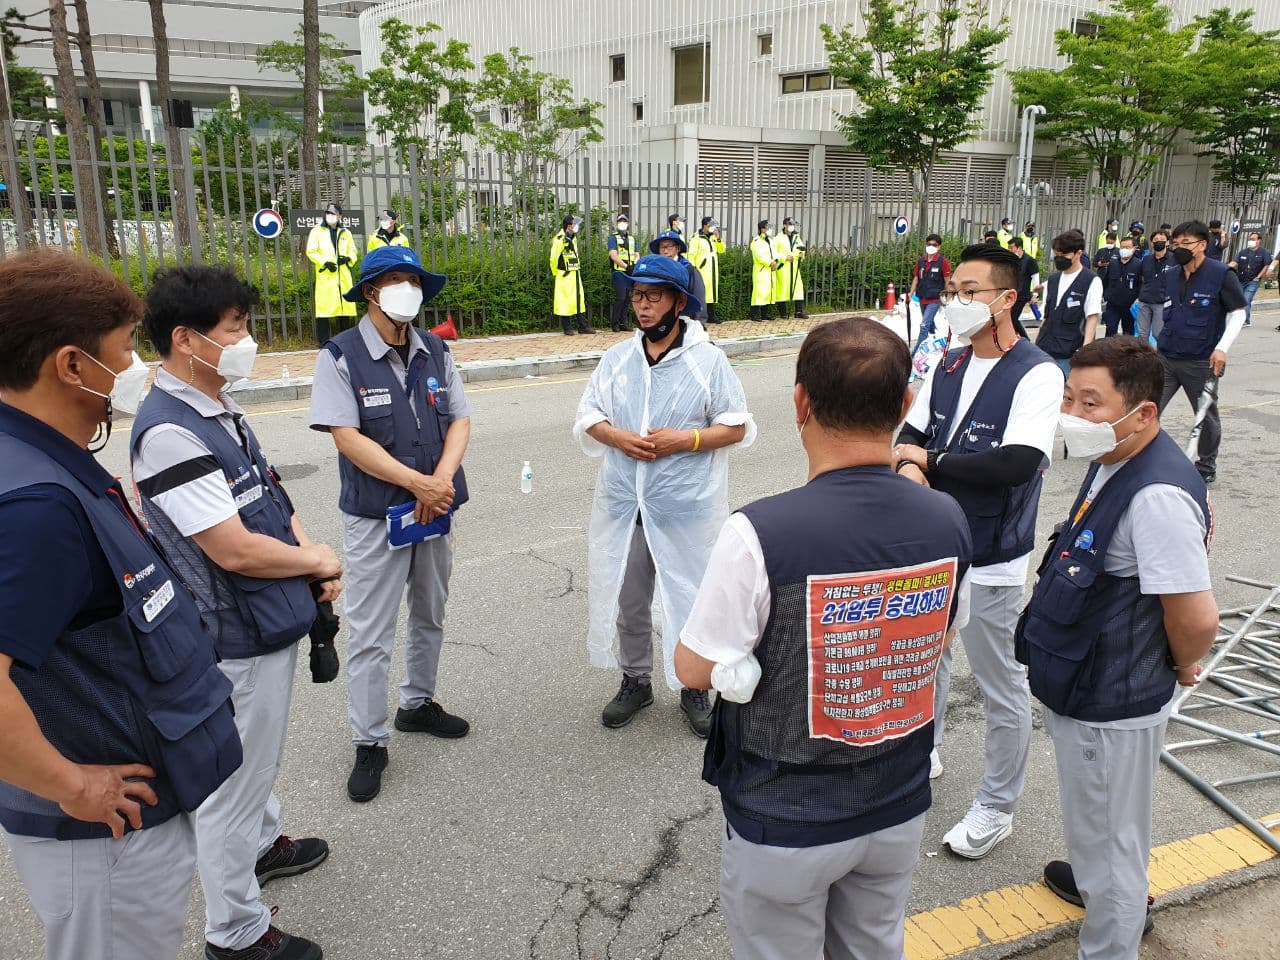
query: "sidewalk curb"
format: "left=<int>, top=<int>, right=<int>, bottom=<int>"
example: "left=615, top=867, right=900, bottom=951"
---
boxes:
left=227, top=331, right=809, bottom=406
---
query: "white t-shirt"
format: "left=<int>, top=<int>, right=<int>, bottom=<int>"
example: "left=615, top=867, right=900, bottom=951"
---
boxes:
left=905, top=357, right=1065, bottom=586
left=1053, top=268, right=1103, bottom=318
left=680, top=513, right=972, bottom=665
left=1070, top=458, right=1212, bottom=729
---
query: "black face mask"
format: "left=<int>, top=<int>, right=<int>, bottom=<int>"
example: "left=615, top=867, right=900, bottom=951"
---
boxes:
left=1054, top=255, right=1073, bottom=271
left=1172, top=247, right=1195, bottom=266
left=1025, top=229, right=1035, bottom=237
left=1152, top=241, right=1167, bottom=252
left=640, top=307, right=680, bottom=343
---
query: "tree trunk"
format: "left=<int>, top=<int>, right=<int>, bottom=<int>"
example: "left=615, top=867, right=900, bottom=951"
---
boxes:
left=301, top=0, right=319, bottom=207
left=148, top=0, right=191, bottom=255
left=0, top=54, right=34, bottom=246
left=47, top=0, right=104, bottom=256
left=71, top=0, right=117, bottom=256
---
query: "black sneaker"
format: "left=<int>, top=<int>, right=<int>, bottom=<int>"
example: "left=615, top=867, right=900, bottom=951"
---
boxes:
left=347, top=744, right=388, bottom=803
left=1044, top=860, right=1154, bottom=935
left=601, top=675, right=654, bottom=728
left=255, top=835, right=329, bottom=887
left=394, top=701, right=470, bottom=738
left=680, top=688, right=713, bottom=738
left=205, top=926, right=321, bottom=960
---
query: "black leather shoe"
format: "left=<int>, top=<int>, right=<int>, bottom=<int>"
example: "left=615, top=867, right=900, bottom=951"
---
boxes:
left=680, top=688, right=713, bottom=738
left=394, top=701, right=470, bottom=738
left=1044, top=860, right=1154, bottom=935
left=602, top=675, right=653, bottom=728
left=205, top=926, right=321, bottom=960
left=255, top=835, right=329, bottom=886
left=347, top=745, right=388, bottom=803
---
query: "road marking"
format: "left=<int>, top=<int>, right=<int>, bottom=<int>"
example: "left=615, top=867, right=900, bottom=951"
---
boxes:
left=905, top=814, right=1280, bottom=959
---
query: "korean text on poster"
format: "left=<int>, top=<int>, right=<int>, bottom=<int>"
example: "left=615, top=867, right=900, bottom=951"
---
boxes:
left=806, top=558, right=958, bottom=747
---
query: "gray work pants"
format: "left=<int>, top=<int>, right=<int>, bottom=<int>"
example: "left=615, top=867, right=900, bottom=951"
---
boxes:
left=932, top=582, right=1030, bottom=814
left=1045, top=709, right=1166, bottom=960
left=1136, top=302, right=1164, bottom=343
left=719, top=814, right=925, bottom=960
left=5, top=814, right=196, bottom=960
left=343, top=512, right=453, bottom=746
left=197, top=642, right=298, bottom=949
left=617, top=524, right=657, bottom=682
left=1159, top=355, right=1220, bottom=477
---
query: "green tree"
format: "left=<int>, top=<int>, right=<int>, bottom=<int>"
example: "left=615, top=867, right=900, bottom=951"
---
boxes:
left=822, top=0, right=1007, bottom=232
left=1009, top=0, right=1206, bottom=218
left=2, top=7, right=59, bottom=123
left=474, top=47, right=603, bottom=183
left=1192, top=9, right=1280, bottom=222
left=255, top=25, right=362, bottom=148
left=357, top=17, right=475, bottom=176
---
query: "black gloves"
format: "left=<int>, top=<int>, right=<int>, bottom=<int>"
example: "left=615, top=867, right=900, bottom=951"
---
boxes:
left=323, top=261, right=337, bottom=273
left=338, top=255, right=352, bottom=266
left=308, top=581, right=340, bottom=683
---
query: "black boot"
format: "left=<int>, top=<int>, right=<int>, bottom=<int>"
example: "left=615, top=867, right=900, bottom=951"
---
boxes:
left=561, top=317, right=576, bottom=336
left=795, top=299, right=809, bottom=319
left=576, top=314, right=597, bottom=335
left=750, top=306, right=763, bottom=322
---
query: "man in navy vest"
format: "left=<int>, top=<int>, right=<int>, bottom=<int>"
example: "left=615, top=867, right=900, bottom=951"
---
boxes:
left=1020, top=337, right=1218, bottom=957
left=1227, top=231, right=1274, bottom=326
left=1037, top=229, right=1103, bottom=377
left=309, top=246, right=472, bottom=803
left=893, top=243, right=1063, bottom=860
left=0, top=250, right=241, bottom=960
left=675, top=317, right=972, bottom=960
left=1100, top=236, right=1142, bottom=336
left=131, top=267, right=340, bottom=960
left=1136, top=229, right=1171, bottom=343
left=1158, top=220, right=1248, bottom=484
left=1006, top=236, right=1038, bottom=338
left=907, top=232, right=950, bottom=352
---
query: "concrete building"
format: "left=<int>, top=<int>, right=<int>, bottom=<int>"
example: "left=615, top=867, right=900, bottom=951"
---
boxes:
left=15, top=0, right=372, bottom=138
left=360, top=0, right=1280, bottom=243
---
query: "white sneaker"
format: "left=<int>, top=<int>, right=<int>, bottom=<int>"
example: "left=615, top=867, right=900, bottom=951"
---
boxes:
left=929, top=749, right=943, bottom=780
left=943, top=802, right=1014, bottom=859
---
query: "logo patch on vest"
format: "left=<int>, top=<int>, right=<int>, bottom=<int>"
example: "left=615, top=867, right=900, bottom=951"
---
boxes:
left=805, top=558, right=958, bottom=748
left=1074, top=529, right=1094, bottom=551
left=360, top=385, right=392, bottom=408
left=122, top=563, right=156, bottom=590
left=142, top=579, right=176, bottom=623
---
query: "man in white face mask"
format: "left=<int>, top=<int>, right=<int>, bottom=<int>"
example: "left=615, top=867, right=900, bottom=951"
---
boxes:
left=310, top=246, right=473, bottom=804
left=131, top=266, right=343, bottom=960
left=1022, top=336, right=1217, bottom=956
left=892, top=243, right=1063, bottom=860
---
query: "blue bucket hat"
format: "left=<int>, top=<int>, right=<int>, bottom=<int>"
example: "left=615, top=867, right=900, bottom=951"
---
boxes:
left=625, top=254, right=702, bottom=317
left=344, top=245, right=446, bottom=303
left=649, top=229, right=688, bottom=255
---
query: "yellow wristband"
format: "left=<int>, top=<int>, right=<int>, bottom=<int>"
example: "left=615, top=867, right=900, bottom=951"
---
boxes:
left=692, top=429, right=702, bottom=452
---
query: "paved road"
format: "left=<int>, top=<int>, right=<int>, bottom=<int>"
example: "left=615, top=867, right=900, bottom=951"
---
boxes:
left=3, top=325, right=1280, bottom=960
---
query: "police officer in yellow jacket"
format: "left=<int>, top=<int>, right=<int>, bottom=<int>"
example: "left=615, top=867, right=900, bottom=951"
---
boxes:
left=607, top=213, right=638, bottom=332
left=750, top=220, right=779, bottom=322
left=367, top=209, right=409, bottom=253
left=551, top=215, right=596, bottom=336
left=307, top=201, right=359, bottom=344
left=772, top=217, right=809, bottom=319
left=689, top=217, right=725, bottom=324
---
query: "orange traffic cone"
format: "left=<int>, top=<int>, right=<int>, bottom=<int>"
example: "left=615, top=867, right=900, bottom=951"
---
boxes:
left=883, top=282, right=897, bottom=311
left=430, top=312, right=459, bottom=341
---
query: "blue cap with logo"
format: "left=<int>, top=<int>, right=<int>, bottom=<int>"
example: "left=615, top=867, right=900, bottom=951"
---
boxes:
left=344, top=245, right=446, bottom=303
left=625, top=254, right=702, bottom=316
left=648, top=229, right=688, bottom=255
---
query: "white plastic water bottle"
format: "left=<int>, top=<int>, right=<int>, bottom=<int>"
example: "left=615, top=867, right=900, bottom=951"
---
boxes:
left=520, top=461, right=533, bottom=495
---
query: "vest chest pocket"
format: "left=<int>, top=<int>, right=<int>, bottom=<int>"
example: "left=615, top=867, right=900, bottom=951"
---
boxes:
left=1036, top=559, right=1097, bottom=624
left=359, top=405, right=396, bottom=447
left=1020, top=561, right=1100, bottom=715
left=127, top=581, right=199, bottom=683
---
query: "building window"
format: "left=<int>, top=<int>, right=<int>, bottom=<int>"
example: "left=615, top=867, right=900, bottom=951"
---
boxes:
left=758, top=33, right=773, bottom=57
left=611, top=54, right=625, bottom=83
left=473, top=109, right=491, bottom=126
left=499, top=107, right=511, bottom=125
left=1072, top=18, right=1100, bottom=38
left=633, top=101, right=644, bottom=122
left=782, top=71, right=840, bottom=95
left=615, top=189, right=632, bottom=217
left=674, top=43, right=710, bottom=106
left=806, top=71, right=831, bottom=91
left=781, top=74, right=805, bottom=95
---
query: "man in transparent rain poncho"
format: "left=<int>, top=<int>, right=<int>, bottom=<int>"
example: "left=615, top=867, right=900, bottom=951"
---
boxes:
left=574, top=254, right=756, bottom=737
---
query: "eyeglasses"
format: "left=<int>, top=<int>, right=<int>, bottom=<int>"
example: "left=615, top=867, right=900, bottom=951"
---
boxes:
left=940, top=288, right=1003, bottom=306
left=630, top=288, right=668, bottom=304
left=1171, top=239, right=1203, bottom=249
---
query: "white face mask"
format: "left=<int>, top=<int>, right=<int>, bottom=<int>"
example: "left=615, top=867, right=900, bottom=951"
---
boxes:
left=325, top=214, right=339, bottom=227
left=81, top=350, right=149, bottom=416
left=1248, top=240, right=1260, bottom=249
left=617, top=222, right=629, bottom=232
left=194, top=330, right=258, bottom=383
left=1059, top=406, right=1141, bottom=460
left=946, top=290, right=1007, bottom=341
left=373, top=280, right=423, bottom=324
left=379, top=219, right=394, bottom=232
left=1118, top=248, right=1134, bottom=260
left=924, top=245, right=939, bottom=256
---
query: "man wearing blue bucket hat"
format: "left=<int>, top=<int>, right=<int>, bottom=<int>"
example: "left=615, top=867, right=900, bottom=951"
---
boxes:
left=574, top=255, right=756, bottom=736
left=650, top=229, right=708, bottom=326
left=309, top=246, right=473, bottom=803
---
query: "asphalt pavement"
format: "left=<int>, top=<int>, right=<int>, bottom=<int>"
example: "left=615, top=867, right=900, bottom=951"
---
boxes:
left=2, top=323, right=1279, bottom=960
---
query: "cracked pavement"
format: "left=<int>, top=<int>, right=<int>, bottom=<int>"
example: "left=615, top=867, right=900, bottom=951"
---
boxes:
left=4, top=334, right=1280, bottom=959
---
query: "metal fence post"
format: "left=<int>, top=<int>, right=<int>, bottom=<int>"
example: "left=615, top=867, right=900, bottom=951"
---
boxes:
left=180, top=128, right=202, bottom=266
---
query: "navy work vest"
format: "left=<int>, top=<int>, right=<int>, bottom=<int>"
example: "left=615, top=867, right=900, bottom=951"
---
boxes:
left=703, top=467, right=972, bottom=848
left=915, top=256, right=947, bottom=301
left=1104, top=256, right=1142, bottom=308
left=1234, top=248, right=1270, bottom=284
left=1139, top=255, right=1170, bottom=304
left=0, top=433, right=240, bottom=840
left=1015, top=431, right=1210, bottom=722
left=1159, top=258, right=1229, bottom=361
left=131, top=387, right=316, bottom=661
left=923, top=338, right=1053, bottom=567
left=1039, top=269, right=1097, bottom=359
left=324, top=326, right=469, bottom=519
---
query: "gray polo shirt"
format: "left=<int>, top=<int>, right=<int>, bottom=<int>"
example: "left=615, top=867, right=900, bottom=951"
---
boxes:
left=308, top=315, right=472, bottom=432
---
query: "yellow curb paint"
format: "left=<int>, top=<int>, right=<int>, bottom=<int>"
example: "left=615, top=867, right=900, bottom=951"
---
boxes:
left=905, top=815, right=1280, bottom=959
